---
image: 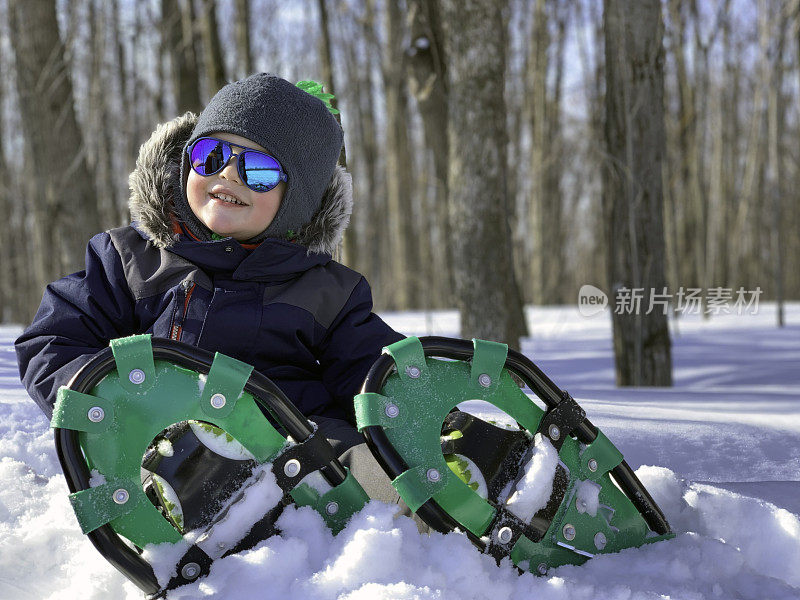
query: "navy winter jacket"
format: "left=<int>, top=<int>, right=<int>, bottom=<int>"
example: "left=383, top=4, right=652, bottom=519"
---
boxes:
left=16, top=113, right=403, bottom=421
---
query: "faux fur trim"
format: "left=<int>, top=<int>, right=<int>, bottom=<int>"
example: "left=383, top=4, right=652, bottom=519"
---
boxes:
left=128, top=113, right=195, bottom=249
left=128, top=113, right=353, bottom=255
left=297, top=166, right=352, bottom=255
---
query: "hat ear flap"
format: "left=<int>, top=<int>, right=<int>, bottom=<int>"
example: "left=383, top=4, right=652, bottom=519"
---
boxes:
left=298, top=166, right=352, bottom=255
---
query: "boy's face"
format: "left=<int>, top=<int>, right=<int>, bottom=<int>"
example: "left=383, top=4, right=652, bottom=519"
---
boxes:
left=186, top=132, right=286, bottom=241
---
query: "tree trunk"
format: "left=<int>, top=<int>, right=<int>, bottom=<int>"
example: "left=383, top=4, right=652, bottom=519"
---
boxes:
left=574, top=0, right=607, bottom=294
left=666, top=0, right=706, bottom=297
left=527, top=0, right=549, bottom=305
left=0, top=57, right=10, bottom=321
left=152, top=0, right=167, bottom=121
left=603, top=0, right=672, bottom=386
left=405, top=0, right=451, bottom=308
left=89, top=0, right=116, bottom=227
left=164, top=0, right=202, bottom=113
left=706, top=0, right=733, bottom=299
left=316, top=0, right=352, bottom=267
left=349, top=0, right=387, bottom=306
left=382, top=0, right=421, bottom=309
left=234, top=0, right=254, bottom=79
left=439, top=0, right=528, bottom=348
left=525, top=0, right=567, bottom=306
left=546, top=4, right=567, bottom=304
left=200, top=0, right=227, bottom=95
left=719, top=0, right=739, bottom=289
left=765, top=0, right=786, bottom=327
left=113, top=0, right=138, bottom=223
left=9, top=0, right=102, bottom=288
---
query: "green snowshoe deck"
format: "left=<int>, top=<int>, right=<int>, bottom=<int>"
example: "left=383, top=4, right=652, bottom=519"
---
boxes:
left=52, top=335, right=369, bottom=598
left=355, top=336, right=674, bottom=574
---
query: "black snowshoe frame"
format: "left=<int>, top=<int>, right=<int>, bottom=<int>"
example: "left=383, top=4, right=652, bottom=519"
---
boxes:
left=53, top=337, right=364, bottom=598
left=357, top=336, right=672, bottom=570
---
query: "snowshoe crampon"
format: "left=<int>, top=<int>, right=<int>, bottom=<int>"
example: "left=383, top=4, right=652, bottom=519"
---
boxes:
left=355, top=336, right=674, bottom=574
left=51, top=335, right=369, bottom=598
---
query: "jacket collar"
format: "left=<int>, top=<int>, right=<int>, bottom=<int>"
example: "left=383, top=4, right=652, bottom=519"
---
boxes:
left=128, top=112, right=353, bottom=256
left=168, top=235, right=332, bottom=281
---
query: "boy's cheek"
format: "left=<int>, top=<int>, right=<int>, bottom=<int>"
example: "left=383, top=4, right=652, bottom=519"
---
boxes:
left=185, top=171, right=207, bottom=214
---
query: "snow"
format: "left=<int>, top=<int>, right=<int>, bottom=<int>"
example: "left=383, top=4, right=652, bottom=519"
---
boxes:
left=574, top=479, right=602, bottom=517
left=505, top=434, right=559, bottom=522
left=88, top=469, right=106, bottom=488
left=157, top=439, right=175, bottom=457
left=1, top=304, right=799, bottom=599
left=189, top=421, right=255, bottom=461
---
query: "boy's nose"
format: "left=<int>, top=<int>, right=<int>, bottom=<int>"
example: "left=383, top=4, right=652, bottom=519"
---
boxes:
left=218, top=153, right=243, bottom=186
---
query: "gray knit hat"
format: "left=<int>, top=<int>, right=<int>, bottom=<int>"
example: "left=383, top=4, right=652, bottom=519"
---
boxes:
left=177, top=73, right=343, bottom=243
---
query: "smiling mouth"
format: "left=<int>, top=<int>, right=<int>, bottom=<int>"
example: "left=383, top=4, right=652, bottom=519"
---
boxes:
left=210, top=192, right=246, bottom=206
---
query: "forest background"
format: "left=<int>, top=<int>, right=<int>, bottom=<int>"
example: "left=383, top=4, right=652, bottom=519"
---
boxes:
left=1, top=0, right=797, bottom=386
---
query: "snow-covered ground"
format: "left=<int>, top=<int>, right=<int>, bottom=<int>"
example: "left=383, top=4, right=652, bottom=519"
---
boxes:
left=1, top=305, right=798, bottom=599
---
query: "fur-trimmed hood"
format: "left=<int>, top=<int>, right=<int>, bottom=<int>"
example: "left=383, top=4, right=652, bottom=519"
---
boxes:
left=128, top=112, right=352, bottom=256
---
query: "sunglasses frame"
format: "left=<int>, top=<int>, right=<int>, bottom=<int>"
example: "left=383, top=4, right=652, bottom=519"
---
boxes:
left=187, top=137, right=288, bottom=193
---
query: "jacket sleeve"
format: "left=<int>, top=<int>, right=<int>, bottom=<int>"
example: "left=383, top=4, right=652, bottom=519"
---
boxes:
left=316, top=277, right=404, bottom=419
left=15, top=232, right=138, bottom=419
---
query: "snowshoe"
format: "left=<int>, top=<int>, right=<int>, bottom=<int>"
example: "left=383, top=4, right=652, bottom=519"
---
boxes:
left=355, top=336, right=674, bottom=574
left=51, top=335, right=369, bottom=598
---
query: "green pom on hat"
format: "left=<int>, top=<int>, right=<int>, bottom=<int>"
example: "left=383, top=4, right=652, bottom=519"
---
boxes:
left=296, top=80, right=340, bottom=115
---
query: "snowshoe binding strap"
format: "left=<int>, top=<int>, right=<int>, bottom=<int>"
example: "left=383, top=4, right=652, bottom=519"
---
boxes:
left=355, top=336, right=674, bottom=574
left=52, top=335, right=368, bottom=597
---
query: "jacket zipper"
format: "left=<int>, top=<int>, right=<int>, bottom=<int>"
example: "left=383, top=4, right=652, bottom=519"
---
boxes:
left=170, top=282, right=196, bottom=341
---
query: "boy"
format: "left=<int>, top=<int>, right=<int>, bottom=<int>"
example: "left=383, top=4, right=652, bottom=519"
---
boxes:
left=15, top=73, right=409, bottom=514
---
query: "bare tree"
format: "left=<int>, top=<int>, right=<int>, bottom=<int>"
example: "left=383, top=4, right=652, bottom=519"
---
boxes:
left=0, top=52, right=10, bottom=321
left=382, top=0, right=422, bottom=309
left=339, top=0, right=389, bottom=305
left=235, top=0, right=254, bottom=78
left=405, top=6, right=449, bottom=221
left=764, top=0, right=788, bottom=327
left=9, top=0, right=102, bottom=287
left=603, top=0, right=672, bottom=385
left=526, top=0, right=568, bottom=305
left=316, top=0, right=352, bottom=266
left=200, top=0, right=227, bottom=94
left=439, top=0, right=528, bottom=347
left=163, top=0, right=202, bottom=113
left=89, top=0, right=116, bottom=226
left=404, top=0, right=451, bottom=308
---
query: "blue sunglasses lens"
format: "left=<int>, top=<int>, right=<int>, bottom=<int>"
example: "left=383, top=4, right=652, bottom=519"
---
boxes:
left=189, top=138, right=284, bottom=192
left=239, top=151, right=282, bottom=192
left=190, top=138, right=230, bottom=175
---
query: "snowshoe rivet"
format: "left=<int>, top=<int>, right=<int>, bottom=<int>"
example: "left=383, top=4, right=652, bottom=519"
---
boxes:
left=537, top=563, right=548, bottom=575
left=588, top=458, right=598, bottom=472
left=326, top=501, right=340, bottom=515
left=210, top=393, right=226, bottom=409
left=112, top=488, right=129, bottom=504
left=478, top=373, right=492, bottom=388
left=385, top=403, right=400, bottom=418
left=405, top=365, right=421, bottom=379
left=181, top=562, right=201, bottom=580
left=128, top=369, right=146, bottom=385
left=562, top=523, right=576, bottom=541
left=548, top=424, right=560, bottom=441
left=594, top=532, right=607, bottom=550
left=87, top=407, right=105, bottom=422
left=426, top=468, right=441, bottom=482
left=284, top=459, right=301, bottom=477
left=497, top=526, right=513, bottom=544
